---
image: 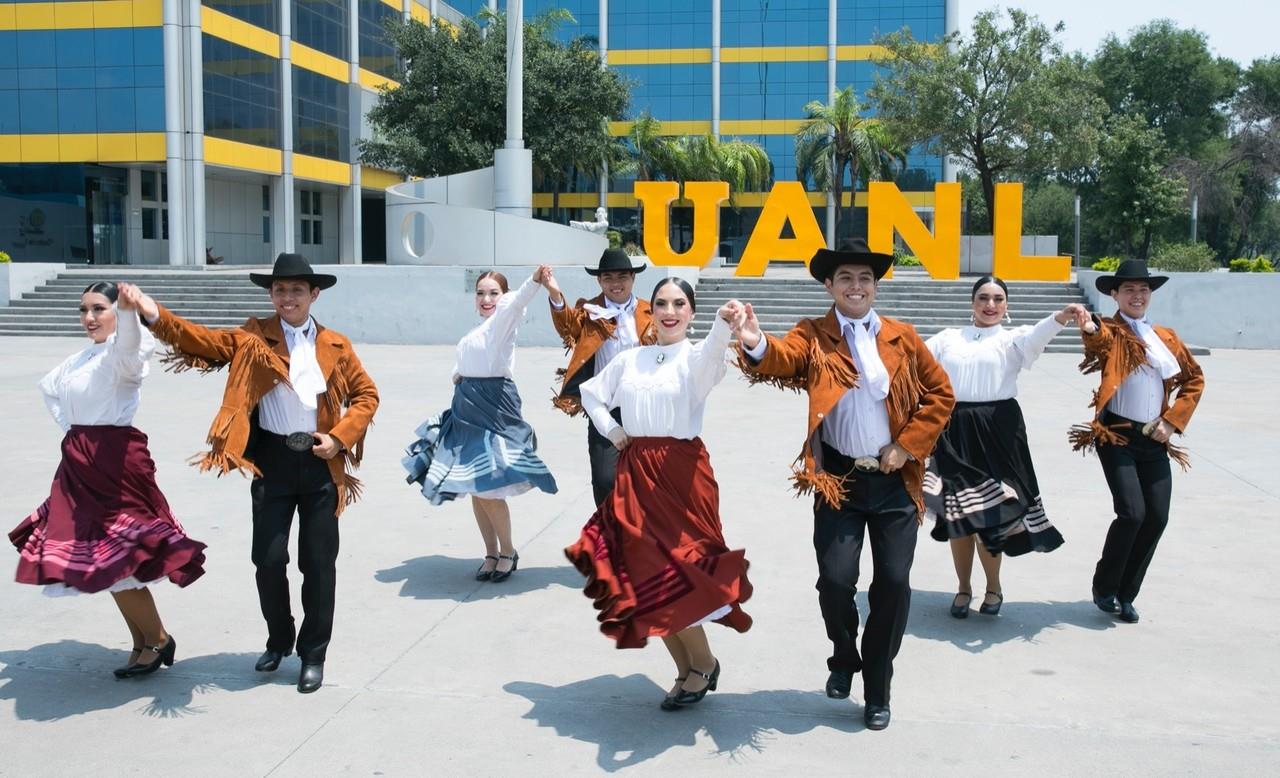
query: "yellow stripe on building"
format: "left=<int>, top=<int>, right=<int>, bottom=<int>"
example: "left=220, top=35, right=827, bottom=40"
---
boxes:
left=835, top=44, right=889, bottom=61
left=1, top=1, right=162, bottom=30
left=205, top=136, right=283, bottom=175
left=0, top=132, right=165, bottom=163
left=719, top=119, right=809, bottom=135
left=294, top=153, right=352, bottom=186
left=606, top=48, right=712, bottom=66
left=609, top=120, right=713, bottom=137
left=358, top=68, right=400, bottom=91
left=360, top=166, right=406, bottom=191
left=409, top=3, right=430, bottom=24
left=201, top=5, right=281, bottom=59
left=379, top=0, right=400, bottom=9
left=721, top=46, right=827, bottom=63
left=291, top=42, right=349, bottom=82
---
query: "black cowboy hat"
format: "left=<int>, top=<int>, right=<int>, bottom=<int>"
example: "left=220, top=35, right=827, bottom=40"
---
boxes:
left=586, top=247, right=646, bottom=276
left=808, top=237, right=895, bottom=283
left=1094, top=259, right=1168, bottom=295
left=249, top=253, right=338, bottom=290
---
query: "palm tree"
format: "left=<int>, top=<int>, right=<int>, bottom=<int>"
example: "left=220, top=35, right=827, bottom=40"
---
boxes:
left=647, top=134, right=773, bottom=250
left=795, top=86, right=906, bottom=240
left=628, top=111, right=670, bottom=183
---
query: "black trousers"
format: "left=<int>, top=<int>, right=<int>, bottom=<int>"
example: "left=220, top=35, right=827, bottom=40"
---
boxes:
left=250, top=431, right=340, bottom=663
left=586, top=408, right=624, bottom=506
left=1093, top=412, right=1173, bottom=604
left=813, top=445, right=919, bottom=707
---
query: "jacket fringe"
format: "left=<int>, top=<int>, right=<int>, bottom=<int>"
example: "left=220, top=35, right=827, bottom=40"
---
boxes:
left=790, top=466, right=847, bottom=509
left=1068, top=420, right=1130, bottom=453
left=159, top=347, right=227, bottom=375
left=187, top=448, right=261, bottom=478
left=811, top=339, right=858, bottom=390
left=886, top=354, right=924, bottom=426
left=737, top=350, right=808, bottom=392
left=1166, top=441, right=1191, bottom=471
left=552, top=392, right=585, bottom=417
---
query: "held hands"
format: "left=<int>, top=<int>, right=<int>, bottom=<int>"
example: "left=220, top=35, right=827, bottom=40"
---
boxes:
left=717, top=300, right=745, bottom=327
left=311, top=433, right=342, bottom=460
left=735, top=302, right=763, bottom=349
left=536, top=265, right=565, bottom=304
left=117, top=283, right=159, bottom=322
left=607, top=427, right=631, bottom=452
left=877, top=442, right=912, bottom=473
left=1056, top=303, right=1088, bottom=326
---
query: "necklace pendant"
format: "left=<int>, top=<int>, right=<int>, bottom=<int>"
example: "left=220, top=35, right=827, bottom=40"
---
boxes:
left=656, top=353, right=666, bottom=364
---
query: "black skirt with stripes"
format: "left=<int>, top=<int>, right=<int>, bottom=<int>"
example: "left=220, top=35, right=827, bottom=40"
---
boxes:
left=923, top=399, right=1063, bottom=556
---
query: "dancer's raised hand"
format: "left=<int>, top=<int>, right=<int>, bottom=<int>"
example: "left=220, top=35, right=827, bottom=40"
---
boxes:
left=737, top=302, right=763, bottom=349
left=117, top=283, right=159, bottom=322
left=541, top=265, right=565, bottom=304
left=717, top=300, right=744, bottom=329
left=1056, top=302, right=1087, bottom=326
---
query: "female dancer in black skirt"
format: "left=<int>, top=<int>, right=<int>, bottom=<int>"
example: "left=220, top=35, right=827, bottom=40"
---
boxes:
left=9, top=282, right=206, bottom=676
left=923, top=276, right=1086, bottom=617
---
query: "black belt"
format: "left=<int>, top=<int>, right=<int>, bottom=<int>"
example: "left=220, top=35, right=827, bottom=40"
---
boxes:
left=260, top=430, right=318, bottom=453
left=821, top=443, right=889, bottom=476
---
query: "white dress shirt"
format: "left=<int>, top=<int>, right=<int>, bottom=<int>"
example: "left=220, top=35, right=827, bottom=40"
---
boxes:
left=925, top=315, right=1064, bottom=402
left=453, top=274, right=541, bottom=379
left=258, top=317, right=322, bottom=434
left=40, top=308, right=155, bottom=432
left=580, top=315, right=731, bottom=441
left=550, top=292, right=640, bottom=371
left=1105, top=313, right=1171, bottom=423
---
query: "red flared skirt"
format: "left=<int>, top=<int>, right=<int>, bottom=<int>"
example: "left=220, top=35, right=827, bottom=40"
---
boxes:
left=565, top=436, right=753, bottom=648
left=9, top=425, right=207, bottom=594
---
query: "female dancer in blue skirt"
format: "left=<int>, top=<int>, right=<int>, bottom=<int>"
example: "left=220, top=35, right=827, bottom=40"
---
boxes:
left=404, top=266, right=558, bottom=582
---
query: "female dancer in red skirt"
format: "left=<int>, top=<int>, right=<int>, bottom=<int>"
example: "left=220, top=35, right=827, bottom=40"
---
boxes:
left=9, top=281, right=206, bottom=678
left=566, top=279, right=753, bottom=711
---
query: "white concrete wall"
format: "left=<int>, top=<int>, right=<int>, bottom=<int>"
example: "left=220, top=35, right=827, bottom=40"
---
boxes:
left=0, top=262, right=64, bottom=302
left=1078, top=269, right=1280, bottom=349
left=309, top=264, right=682, bottom=346
left=205, top=177, right=273, bottom=265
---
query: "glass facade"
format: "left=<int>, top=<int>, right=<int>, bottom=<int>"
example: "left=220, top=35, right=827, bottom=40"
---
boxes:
left=294, top=0, right=349, bottom=60
left=723, top=0, right=826, bottom=46
left=608, top=0, right=713, bottom=49
left=358, top=0, right=400, bottom=78
left=0, top=28, right=165, bottom=135
left=205, top=0, right=280, bottom=33
left=0, top=164, right=131, bottom=263
left=294, top=68, right=351, bottom=161
left=203, top=35, right=282, bottom=147
left=614, top=64, right=713, bottom=120
left=836, top=0, right=945, bottom=44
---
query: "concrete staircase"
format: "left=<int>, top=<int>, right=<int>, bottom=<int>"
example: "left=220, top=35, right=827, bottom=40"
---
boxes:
left=696, top=270, right=1092, bottom=353
left=0, top=268, right=273, bottom=337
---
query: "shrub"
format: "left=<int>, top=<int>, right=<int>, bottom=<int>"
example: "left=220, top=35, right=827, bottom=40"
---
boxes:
left=606, top=230, right=622, bottom=250
left=1228, top=256, right=1275, bottom=273
left=0, top=249, right=10, bottom=263
left=893, top=248, right=922, bottom=267
left=622, top=242, right=644, bottom=257
left=1149, top=242, right=1217, bottom=273
left=1091, top=256, right=1122, bottom=271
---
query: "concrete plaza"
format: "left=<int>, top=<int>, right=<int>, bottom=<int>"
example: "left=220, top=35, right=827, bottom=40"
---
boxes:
left=0, top=336, right=1276, bottom=776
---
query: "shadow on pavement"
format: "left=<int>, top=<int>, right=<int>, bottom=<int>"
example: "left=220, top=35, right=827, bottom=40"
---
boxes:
left=374, top=554, right=582, bottom=601
left=505, top=673, right=861, bottom=771
left=0, top=640, right=290, bottom=721
left=906, top=590, right=1118, bottom=652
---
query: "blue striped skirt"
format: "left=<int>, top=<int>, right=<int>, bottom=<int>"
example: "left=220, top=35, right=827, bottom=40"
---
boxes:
left=403, top=377, right=558, bottom=505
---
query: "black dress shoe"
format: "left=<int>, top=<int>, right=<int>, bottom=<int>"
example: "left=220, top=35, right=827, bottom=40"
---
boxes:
left=864, top=704, right=891, bottom=731
left=1118, top=602, right=1140, bottom=623
left=825, top=669, right=853, bottom=699
left=490, top=552, right=519, bottom=583
left=113, top=646, right=143, bottom=678
left=298, top=662, right=324, bottom=693
left=115, top=636, right=176, bottom=679
left=475, top=555, right=499, bottom=582
left=659, top=676, right=687, bottom=711
left=979, top=591, right=1004, bottom=616
left=255, top=650, right=288, bottom=672
left=950, top=592, right=972, bottom=619
left=1092, top=587, right=1119, bottom=613
left=673, top=660, right=719, bottom=705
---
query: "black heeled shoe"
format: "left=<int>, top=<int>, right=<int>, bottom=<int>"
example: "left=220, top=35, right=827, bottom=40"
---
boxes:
left=660, top=676, right=687, bottom=711
left=979, top=591, right=1004, bottom=616
left=115, top=635, right=176, bottom=679
left=490, top=552, right=519, bottom=582
left=673, top=660, right=719, bottom=706
left=113, top=646, right=144, bottom=678
left=950, top=592, right=972, bottom=619
left=475, top=555, right=499, bottom=581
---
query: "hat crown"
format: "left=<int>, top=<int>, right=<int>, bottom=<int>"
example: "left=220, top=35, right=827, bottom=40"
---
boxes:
left=1113, top=259, right=1155, bottom=278
left=272, top=252, right=316, bottom=277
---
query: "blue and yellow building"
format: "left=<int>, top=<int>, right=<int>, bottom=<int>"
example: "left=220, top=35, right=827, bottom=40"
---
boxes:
left=0, top=0, right=952, bottom=265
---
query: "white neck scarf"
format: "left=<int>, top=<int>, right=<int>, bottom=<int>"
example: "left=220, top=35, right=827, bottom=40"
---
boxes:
left=841, top=309, right=889, bottom=400
left=1121, top=314, right=1180, bottom=380
left=583, top=296, right=634, bottom=321
left=282, top=317, right=326, bottom=409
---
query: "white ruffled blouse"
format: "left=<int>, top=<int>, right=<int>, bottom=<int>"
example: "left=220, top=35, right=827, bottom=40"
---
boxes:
left=925, top=314, right=1064, bottom=402
left=581, top=315, right=732, bottom=440
left=40, top=309, right=155, bottom=431
left=453, top=274, right=541, bottom=379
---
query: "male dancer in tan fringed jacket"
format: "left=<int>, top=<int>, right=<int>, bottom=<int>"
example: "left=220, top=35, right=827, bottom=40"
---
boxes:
left=735, top=238, right=954, bottom=731
left=119, top=253, right=378, bottom=694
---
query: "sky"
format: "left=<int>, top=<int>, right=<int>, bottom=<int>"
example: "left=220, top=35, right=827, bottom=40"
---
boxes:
left=959, top=1, right=1276, bottom=65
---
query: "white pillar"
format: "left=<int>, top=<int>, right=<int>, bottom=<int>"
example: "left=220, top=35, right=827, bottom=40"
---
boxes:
left=162, top=0, right=187, bottom=264
left=275, top=0, right=296, bottom=256
left=182, top=0, right=206, bottom=266
left=598, top=0, right=608, bottom=209
left=825, top=0, right=837, bottom=246
left=494, top=0, right=532, bottom=217
left=942, top=0, right=959, bottom=183
left=711, top=0, right=720, bottom=137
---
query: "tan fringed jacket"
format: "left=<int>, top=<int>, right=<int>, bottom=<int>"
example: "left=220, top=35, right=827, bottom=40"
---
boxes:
left=1069, top=313, right=1204, bottom=468
left=549, top=294, right=656, bottom=415
left=738, top=308, right=955, bottom=516
left=148, top=305, right=380, bottom=515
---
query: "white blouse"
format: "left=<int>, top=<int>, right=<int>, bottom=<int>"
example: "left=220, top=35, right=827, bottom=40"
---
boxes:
left=925, top=314, right=1064, bottom=402
left=581, top=315, right=732, bottom=440
left=39, top=308, right=156, bottom=432
left=453, top=274, right=541, bottom=379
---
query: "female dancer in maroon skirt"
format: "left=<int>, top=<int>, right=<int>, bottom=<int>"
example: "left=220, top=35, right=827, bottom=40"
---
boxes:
left=566, top=279, right=752, bottom=711
left=9, top=281, right=206, bottom=678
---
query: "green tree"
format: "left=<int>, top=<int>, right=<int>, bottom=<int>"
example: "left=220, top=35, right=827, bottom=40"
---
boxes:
left=869, top=8, right=1105, bottom=225
left=794, top=86, right=905, bottom=239
left=1094, top=115, right=1188, bottom=259
left=358, top=12, right=629, bottom=214
left=1091, top=21, right=1239, bottom=158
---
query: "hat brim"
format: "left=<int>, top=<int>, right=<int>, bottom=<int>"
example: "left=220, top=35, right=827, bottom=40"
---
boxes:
left=250, top=272, right=337, bottom=290
left=586, top=263, right=646, bottom=276
left=1095, top=274, right=1168, bottom=294
left=808, top=249, right=894, bottom=283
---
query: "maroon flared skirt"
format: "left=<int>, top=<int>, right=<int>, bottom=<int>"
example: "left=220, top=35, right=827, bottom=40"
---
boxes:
left=9, top=425, right=207, bottom=594
left=565, top=436, right=753, bottom=649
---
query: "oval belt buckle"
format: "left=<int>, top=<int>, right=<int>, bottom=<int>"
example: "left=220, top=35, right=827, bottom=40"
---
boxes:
left=285, top=432, right=316, bottom=452
left=853, top=456, right=880, bottom=473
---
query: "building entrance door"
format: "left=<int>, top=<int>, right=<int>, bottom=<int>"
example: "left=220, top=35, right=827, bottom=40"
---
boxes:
left=86, top=171, right=128, bottom=264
